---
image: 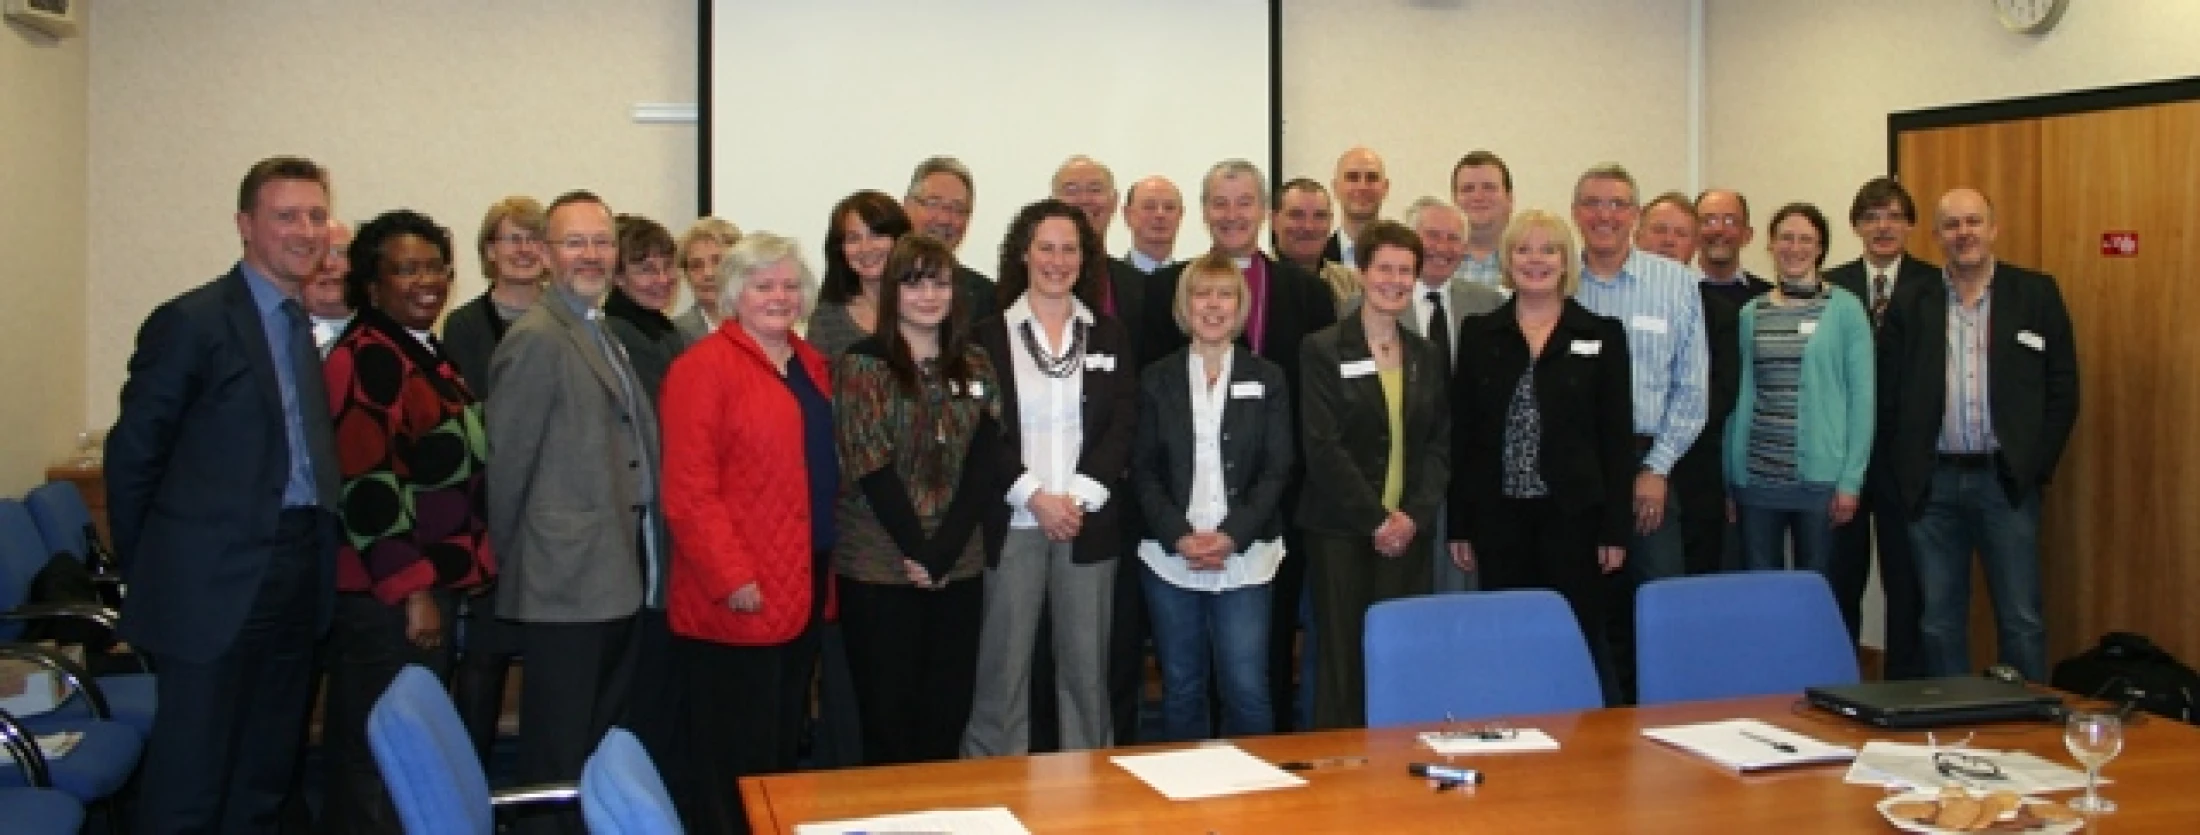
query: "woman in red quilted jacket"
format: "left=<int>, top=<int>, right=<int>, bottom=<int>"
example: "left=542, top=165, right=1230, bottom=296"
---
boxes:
left=660, top=231, right=839, bottom=834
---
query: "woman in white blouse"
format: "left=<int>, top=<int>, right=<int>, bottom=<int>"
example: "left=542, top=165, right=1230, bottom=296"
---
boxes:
left=1130, top=253, right=1294, bottom=740
left=963, top=199, right=1139, bottom=756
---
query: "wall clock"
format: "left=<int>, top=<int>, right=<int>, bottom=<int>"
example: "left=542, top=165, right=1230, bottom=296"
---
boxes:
left=1993, top=0, right=2068, bottom=35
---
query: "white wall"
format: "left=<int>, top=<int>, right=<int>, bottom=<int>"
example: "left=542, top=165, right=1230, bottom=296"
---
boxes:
left=1705, top=0, right=2200, bottom=274
left=1, top=17, right=89, bottom=493
left=1282, top=0, right=1696, bottom=231
left=84, top=0, right=698, bottom=429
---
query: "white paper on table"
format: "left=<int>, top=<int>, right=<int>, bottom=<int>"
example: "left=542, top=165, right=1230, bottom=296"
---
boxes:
left=1843, top=740, right=2102, bottom=794
left=1641, top=719, right=1856, bottom=772
left=1418, top=728, right=1561, bottom=755
left=793, top=806, right=1031, bottom=835
left=1109, top=743, right=1308, bottom=801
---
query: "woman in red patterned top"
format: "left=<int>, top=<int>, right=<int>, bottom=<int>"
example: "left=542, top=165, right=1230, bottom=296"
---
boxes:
left=318, top=209, right=494, bottom=833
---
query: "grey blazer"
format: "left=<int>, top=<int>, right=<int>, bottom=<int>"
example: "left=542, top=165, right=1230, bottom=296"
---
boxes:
left=485, top=292, right=660, bottom=622
left=1131, top=345, right=1294, bottom=548
left=673, top=306, right=714, bottom=343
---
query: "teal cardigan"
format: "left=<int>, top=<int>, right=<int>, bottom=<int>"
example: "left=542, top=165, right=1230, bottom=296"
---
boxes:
left=1724, top=286, right=1875, bottom=495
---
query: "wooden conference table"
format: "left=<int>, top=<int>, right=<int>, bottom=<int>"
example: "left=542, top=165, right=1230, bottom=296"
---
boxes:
left=743, top=695, right=2200, bottom=833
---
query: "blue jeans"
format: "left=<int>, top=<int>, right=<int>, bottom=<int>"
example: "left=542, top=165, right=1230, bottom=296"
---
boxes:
left=1908, top=462, right=2047, bottom=681
left=1140, top=565, right=1273, bottom=741
left=1737, top=503, right=1837, bottom=576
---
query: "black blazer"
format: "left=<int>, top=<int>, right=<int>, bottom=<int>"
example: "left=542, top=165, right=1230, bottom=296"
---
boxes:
left=1320, top=230, right=1346, bottom=269
left=105, top=267, right=337, bottom=663
left=1826, top=252, right=1938, bottom=328
left=957, top=263, right=1000, bottom=325
left=1143, top=252, right=1338, bottom=416
left=1132, top=346, right=1294, bottom=548
left=440, top=292, right=511, bottom=398
left=1877, top=262, right=2079, bottom=511
left=1448, top=300, right=1637, bottom=547
left=1294, top=314, right=1450, bottom=538
left=1104, top=257, right=1151, bottom=365
left=976, top=305, right=1139, bottom=565
left=1671, top=288, right=1740, bottom=508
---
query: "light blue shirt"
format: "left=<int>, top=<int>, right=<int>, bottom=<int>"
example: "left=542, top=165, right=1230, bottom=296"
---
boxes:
left=1574, top=248, right=1709, bottom=475
left=1453, top=250, right=1502, bottom=289
left=239, top=261, right=320, bottom=507
left=1126, top=249, right=1168, bottom=274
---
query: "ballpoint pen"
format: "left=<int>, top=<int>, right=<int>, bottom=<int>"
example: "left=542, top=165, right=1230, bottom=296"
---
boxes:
left=1739, top=729, right=1798, bottom=754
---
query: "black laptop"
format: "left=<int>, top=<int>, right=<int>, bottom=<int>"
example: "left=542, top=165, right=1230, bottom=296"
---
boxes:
left=1806, top=676, right=2065, bottom=729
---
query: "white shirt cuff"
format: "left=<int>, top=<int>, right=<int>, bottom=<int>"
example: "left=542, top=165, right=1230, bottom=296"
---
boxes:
left=1069, top=475, right=1111, bottom=511
left=1006, top=472, right=1041, bottom=509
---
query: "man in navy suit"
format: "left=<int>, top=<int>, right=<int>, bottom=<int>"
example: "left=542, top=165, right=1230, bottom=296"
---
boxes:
left=107, top=155, right=342, bottom=833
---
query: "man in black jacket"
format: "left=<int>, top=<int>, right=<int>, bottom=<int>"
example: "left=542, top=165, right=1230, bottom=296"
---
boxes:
left=1877, top=187, right=2078, bottom=682
left=1824, top=177, right=1939, bottom=678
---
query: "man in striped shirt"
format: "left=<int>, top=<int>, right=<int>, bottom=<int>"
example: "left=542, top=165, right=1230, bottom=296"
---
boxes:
left=1569, top=163, right=1710, bottom=703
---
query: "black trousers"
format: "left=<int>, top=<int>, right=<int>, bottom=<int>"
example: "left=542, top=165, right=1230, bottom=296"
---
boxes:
left=838, top=576, right=983, bottom=765
left=1267, top=499, right=1311, bottom=732
left=1105, top=529, right=1150, bottom=746
left=319, top=590, right=457, bottom=835
left=511, top=616, right=637, bottom=835
left=450, top=584, right=524, bottom=766
left=682, top=623, right=820, bottom=835
left=1834, top=484, right=1925, bottom=678
left=1306, top=529, right=1433, bottom=730
left=1474, top=498, right=1616, bottom=704
left=623, top=608, right=693, bottom=826
left=137, top=509, right=325, bottom=834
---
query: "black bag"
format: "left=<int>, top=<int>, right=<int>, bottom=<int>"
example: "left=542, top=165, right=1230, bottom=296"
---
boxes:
left=20, top=551, right=113, bottom=651
left=2051, top=632, right=2200, bottom=724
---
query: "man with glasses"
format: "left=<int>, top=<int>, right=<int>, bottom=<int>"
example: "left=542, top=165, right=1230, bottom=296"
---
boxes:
left=904, top=155, right=998, bottom=322
left=1320, top=147, right=1390, bottom=269
left=1695, top=189, right=1772, bottom=305
left=1825, top=177, right=1937, bottom=677
left=1569, top=163, right=1708, bottom=704
left=1637, top=192, right=1743, bottom=577
left=487, top=191, right=662, bottom=835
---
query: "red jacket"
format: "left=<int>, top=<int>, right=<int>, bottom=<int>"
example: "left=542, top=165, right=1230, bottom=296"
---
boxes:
left=660, top=323, right=835, bottom=646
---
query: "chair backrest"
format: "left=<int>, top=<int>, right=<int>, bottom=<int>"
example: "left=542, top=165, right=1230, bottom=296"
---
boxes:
left=22, top=483, right=91, bottom=564
left=368, top=665, right=493, bottom=835
left=1365, top=591, right=1605, bottom=727
left=0, top=500, right=52, bottom=641
left=1635, top=570, right=1861, bottom=705
left=581, top=728, right=681, bottom=834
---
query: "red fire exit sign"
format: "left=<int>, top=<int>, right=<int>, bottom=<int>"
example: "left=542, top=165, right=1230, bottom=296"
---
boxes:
left=2101, top=231, right=2139, bottom=257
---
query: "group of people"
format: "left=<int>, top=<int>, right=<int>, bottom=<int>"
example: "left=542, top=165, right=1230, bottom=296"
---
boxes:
left=105, top=145, right=2077, bottom=834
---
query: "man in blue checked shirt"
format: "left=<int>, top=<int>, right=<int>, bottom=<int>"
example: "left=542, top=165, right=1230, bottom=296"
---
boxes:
left=1568, top=163, right=1710, bottom=703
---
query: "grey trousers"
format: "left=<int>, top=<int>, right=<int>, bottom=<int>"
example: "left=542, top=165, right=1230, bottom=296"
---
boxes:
left=962, top=528, right=1118, bottom=756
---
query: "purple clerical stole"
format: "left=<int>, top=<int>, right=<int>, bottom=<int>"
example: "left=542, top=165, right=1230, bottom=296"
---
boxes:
left=1245, top=255, right=1270, bottom=355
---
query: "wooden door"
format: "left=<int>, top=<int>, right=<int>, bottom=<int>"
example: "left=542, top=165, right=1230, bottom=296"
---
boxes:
left=1895, top=97, right=2200, bottom=673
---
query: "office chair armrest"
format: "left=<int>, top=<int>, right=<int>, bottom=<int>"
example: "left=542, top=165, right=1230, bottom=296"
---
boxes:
left=490, top=781, right=582, bottom=809
left=0, top=642, right=110, bottom=720
left=0, top=707, right=55, bottom=788
left=0, top=602, right=122, bottom=631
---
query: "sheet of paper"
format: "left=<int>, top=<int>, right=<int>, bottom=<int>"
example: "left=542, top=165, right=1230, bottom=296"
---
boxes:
left=1843, top=740, right=2100, bottom=794
left=1110, top=743, right=1308, bottom=801
left=1418, top=728, right=1561, bottom=755
left=793, top=806, right=1031, bottom=835
left=1641, top=719, right=1856, bottom=772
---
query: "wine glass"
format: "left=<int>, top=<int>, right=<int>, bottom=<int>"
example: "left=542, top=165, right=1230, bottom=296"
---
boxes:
left=2064, top=709, right=2123, bottom=814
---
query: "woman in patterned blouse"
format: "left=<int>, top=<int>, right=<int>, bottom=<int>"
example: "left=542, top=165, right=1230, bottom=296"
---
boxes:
left=1725, top=203, right=1874, bottom=577
left=832, top=234, right=1005, bottom=765
left=319, top=209, right=495, bottom=833
left=1448, top=210, right=1635, bottom=700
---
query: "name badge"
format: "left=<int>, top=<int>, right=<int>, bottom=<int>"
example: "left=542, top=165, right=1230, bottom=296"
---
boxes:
left=1340, top=359, right=1377, bottom=379
left=1798, top=320, right=1818, bottom=336
left=1630, top=314, right=1669, bottom=335
left=1084, top=353, right=1117, bottom=372
left=2016, top=330, right=2045, bottom=351
left=1229, top=381, right=1265, bottom=399
left=1570, top=340, right=1602, bottom=357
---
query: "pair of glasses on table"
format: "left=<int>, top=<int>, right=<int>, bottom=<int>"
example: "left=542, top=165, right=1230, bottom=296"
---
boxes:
left=1427, top=713, right=1520, bottom=742
left=1926, top=731, right=2008, bottom=785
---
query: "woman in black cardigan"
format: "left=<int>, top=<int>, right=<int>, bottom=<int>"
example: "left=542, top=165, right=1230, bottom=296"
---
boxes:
left=962, top=199, right=1138, bottom=756
left=1448, top=209, right=1635, bottom=698
left=1295, top=220, right=1450, bottom=730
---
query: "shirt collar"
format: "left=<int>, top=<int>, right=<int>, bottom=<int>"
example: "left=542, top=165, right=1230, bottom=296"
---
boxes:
left=238, top=261, right=293, bottom=316
left=1128, top=249, right=1167, bottom=274
left=552, top=281, right=601, bottom=321
left=1581, top=248, right=1643, bottom=287
left=1004, top=292, right=1094, bottom=327
left=1869, top=254, right=1905, bottom=278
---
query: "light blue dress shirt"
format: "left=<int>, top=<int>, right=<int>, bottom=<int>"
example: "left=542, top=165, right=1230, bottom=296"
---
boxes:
left=239, top=262, right=321, bottom=507
left=1573, top=248, right=1709, bottom=475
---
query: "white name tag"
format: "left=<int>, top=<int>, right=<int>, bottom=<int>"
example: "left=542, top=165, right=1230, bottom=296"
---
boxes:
left=1084, top=353, right=1117, bottom=372
left=1798, top=320, right=1818, bottom=336
left=1340, top=359, right=1377, bottom=379
left=1570, top=339, right=1602, bottom=357
left=2016, top=330, right=2045, bottom=351
left=1229, top=381, right=1265, bottom=398
left=1630, top=314, right=1668, bottom=335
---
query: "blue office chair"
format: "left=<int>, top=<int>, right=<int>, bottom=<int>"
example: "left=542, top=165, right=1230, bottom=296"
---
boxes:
left=581, top=728, right=681, bottom=834
left=0, top=708, right=90, bottom=835
left=1635, top=570, right=1861, bottom=706
left=369, top=664, right=580, bottom=834
left=0, top=499, right=156, bottom=737
left=0, top=702, right=141, bottom=817
left=1364, top=590, right=1606, bottom=727
left=22, top=482, right=94, bottom=567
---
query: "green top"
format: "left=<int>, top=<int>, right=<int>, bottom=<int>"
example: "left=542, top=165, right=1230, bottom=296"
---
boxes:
left=1724, top=286, right=1876, bottom=495
left=1379, top=368, right=1405, bottom=510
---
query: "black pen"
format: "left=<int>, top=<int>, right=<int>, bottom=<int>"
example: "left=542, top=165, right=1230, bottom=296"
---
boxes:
left=1738, top=729, right=1798, bottom=754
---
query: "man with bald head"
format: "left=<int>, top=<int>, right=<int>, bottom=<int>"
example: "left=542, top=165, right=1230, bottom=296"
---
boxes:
left=1449, top=150, right=1515, bottom=287
left=304, top=221, right=355, bottom=354
left=1637, top=192, right=1742, bottom=576
left=1123, top=175, right=1183, bottom=274
left=1320, top=147, right=1389, bottom=268
left=1052, top=155, right=1148, bottom=357
left=1878, top=187, right=2076, bottom=682
left=1694, top=189, right=1771, bottom=304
